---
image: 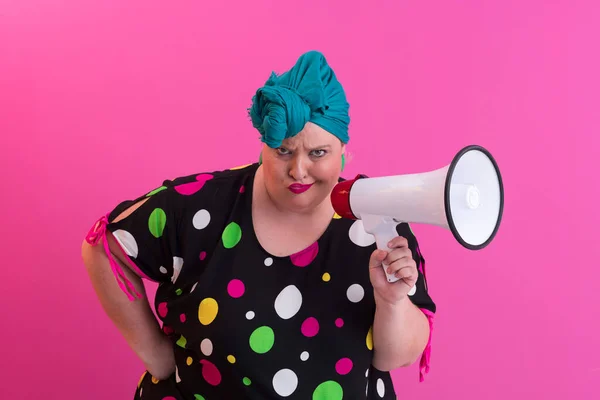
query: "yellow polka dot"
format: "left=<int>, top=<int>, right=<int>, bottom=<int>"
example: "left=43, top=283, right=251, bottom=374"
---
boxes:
left=366, top=326, right=373, bottom=350
left=230, top=163, right=252, bottom=170
left=322, top=272, right=331, bottom=282
left=138, top=371, right=147, bottom=388
left=186, top=356, right=193, bottom=366
left=332, top=213, right=342, bottom=219
left=227, top=355, right=236, bottom=363
left=151, top=376, right=160, bottom=384
left=198, top=297, right=219, bottom=325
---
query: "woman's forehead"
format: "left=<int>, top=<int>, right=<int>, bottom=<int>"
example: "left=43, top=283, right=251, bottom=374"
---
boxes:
left=281, top=123, right=338, bottom=147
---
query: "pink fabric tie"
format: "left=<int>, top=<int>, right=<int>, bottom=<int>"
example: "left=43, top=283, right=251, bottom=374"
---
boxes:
left=85, top=215, right=142, bottom=301
left=419, top=308, right=434, bottom=382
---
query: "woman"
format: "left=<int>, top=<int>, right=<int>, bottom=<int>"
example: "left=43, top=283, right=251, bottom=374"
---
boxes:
left=82, top=50, right=436, bottom=399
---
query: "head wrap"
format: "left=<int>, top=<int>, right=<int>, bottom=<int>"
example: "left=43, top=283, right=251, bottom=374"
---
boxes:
left=248, top=50, right=350, bottom=148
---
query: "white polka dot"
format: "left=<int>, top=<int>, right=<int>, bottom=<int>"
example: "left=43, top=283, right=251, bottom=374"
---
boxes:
left=264, top=257, right=273, bottom=266
left=192, top=209, right=211, bottom=230
left=366, top=381, right=369, bottom=396
left=246, top=311, right=255, bottom=320
left=175, top=366, right=181, bottom=383
left=159, top=266, right=167, bottom=274
left=365, top=368, right=369, bottom=377
left=272, top=369, right=298, bottom=397
left=377, top=378, right=385, bottom=397
left=171, top=256, right=184, bottom=284
left=200, top=338, right=213, bottom=356
left=347, top=284, right=365, bottom=303
left=408, top=284, right=417, bottom=296
left=140, top=388, right=143, bottom=397
left=191, top=282, right=198, bottom=293
left=300, top=351, right=309, bottom=361
left=274, top=285, right=303, bottom=320
left=348, top=220, right=376, bottom=247
left=112, top=229, right=139, bottom=258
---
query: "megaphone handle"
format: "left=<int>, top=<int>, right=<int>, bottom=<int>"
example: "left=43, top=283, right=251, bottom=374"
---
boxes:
left=362, top=215, right=402, bottom=283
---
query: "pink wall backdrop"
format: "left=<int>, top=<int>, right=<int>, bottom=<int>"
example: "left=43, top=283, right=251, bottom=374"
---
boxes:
left=1, top=1, right=597, bottom=399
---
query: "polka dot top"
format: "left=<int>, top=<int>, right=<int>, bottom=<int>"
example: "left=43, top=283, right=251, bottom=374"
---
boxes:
left=86, top=163, right=437, bottom=399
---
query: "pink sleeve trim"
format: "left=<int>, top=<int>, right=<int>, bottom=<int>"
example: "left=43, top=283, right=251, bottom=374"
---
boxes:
left=418, top=308, right=435, bottom=382
left=85, top=214, right=144, bottom=302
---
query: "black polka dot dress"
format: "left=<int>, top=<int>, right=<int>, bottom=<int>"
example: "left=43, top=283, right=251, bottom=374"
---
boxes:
left=86, top=163, right=436, bottom=399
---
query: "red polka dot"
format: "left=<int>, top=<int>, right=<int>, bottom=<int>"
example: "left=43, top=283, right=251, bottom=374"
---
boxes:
left=200, top=359, right=222, bottom=385
left=157, top=302, right=168, bottom=318
left=290, top=241, right=319, bottom=267
left=335, top=318, right=344, bottom=328
left=301, top=317, right=320, bottom=337
left=162, top=397, right=177, bottom=400
left=227, top=279, right=245, bottom=298
left=239, top=185, right=245, bottom=193
left=335, top=358, right=353, bottom=375
left=163, top=325, right=174, bottom=335
left=199, top=251, right=207, bottom=260
left=180, top=314, right=186, bottom=323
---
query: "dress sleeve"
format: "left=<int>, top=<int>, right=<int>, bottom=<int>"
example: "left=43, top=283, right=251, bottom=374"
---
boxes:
left=396, top=222, right=437, bottom=382
left=85, top=178, right=191, bottom=301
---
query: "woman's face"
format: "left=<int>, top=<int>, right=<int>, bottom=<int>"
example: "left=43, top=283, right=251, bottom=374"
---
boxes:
left=260, top=122, right=345, bottom=214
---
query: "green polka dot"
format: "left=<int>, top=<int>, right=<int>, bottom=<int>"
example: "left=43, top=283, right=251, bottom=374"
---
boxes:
left=146, top=186, right=167, bottom=197
left=249, top=326, right=274, bottom=354
left=175, top=288, right=183, bottom=296
left=176, top=335, right=187, bottom=348
left=148, top=208, right=167, bottom=238
left=193, top=395, right=205, bottom=400
left=222, top=222, right=242, bottom=249
left=243, top=377, right=252, bottom=386
left=312, top=380, right=343, bottom=400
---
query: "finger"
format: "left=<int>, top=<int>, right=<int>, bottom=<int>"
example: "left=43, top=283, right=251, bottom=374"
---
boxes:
left=369, top=249, right=388, bottom=269
left=394, top=264, right=417, bottom=281
left=383, top=247, right=412, bottom=266
left=387, top=236, right=408, bottom=249
left=385, top=258, right=416, bottom=276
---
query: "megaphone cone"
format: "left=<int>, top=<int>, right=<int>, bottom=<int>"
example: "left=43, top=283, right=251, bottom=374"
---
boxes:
left=331, top=145, right=504, bottom=282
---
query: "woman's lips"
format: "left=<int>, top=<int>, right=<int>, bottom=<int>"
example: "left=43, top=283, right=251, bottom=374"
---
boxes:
left=288, top=183, right=313, bottom=194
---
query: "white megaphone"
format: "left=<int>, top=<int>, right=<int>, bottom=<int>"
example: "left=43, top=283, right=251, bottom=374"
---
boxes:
left=331, top=145, right=504, bottom=283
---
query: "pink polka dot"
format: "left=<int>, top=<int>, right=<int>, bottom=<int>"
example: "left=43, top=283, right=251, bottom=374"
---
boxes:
left=227, top=279, right=245, bottom=298
left=174, top=174, right=213, bottom=195
left=158, top=302, right=168, bottom=318
left=199, top=251, right=207, bottom=261
left=200, top=359, right=222, bottom=386
left=162, top=397, right=177, bottom=400
left=239, top=185, right=245, bottom=193
left=180, top=314, right=186, bottom=323
left=163, top=325, right=174, bottom=335
left=335, top=358, right=353, bottom=375
left=290, top=241, right=319, bottom=267
left=335, top=318, right=344, bottom=328
left=301, top=317, right=320, bottom=337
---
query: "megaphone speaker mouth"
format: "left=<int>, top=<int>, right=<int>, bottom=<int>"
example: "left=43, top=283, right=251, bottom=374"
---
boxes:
left=444, top=145, right=504, bottom=250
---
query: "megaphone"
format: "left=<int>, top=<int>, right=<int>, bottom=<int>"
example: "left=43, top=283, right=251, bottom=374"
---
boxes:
left=331, top=145, right=504, bottom=283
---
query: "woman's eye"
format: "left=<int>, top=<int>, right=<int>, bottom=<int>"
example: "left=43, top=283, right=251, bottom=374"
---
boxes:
left=277, top=148, right=290, bottom=155
left=311, top=149, right=327, bottom=157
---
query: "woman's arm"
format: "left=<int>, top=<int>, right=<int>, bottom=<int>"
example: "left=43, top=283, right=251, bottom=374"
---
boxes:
left=81, top=200, right=175, bottom=379
left=372, top=294, right=430, bottom=371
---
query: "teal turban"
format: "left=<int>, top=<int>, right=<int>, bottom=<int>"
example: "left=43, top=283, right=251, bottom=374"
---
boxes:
left=248, top=50, right=350, bottom=148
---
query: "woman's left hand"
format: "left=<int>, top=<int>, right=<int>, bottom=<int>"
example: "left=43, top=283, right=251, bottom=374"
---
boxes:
left=369, top=236, right=418, bottom=305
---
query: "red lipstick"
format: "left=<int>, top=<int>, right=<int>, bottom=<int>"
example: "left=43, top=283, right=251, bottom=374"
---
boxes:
left=288, top=183, right=313, bottom=194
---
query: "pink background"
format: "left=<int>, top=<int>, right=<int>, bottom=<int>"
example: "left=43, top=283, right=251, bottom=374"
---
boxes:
left=1, top=1, right=597, bottom=399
